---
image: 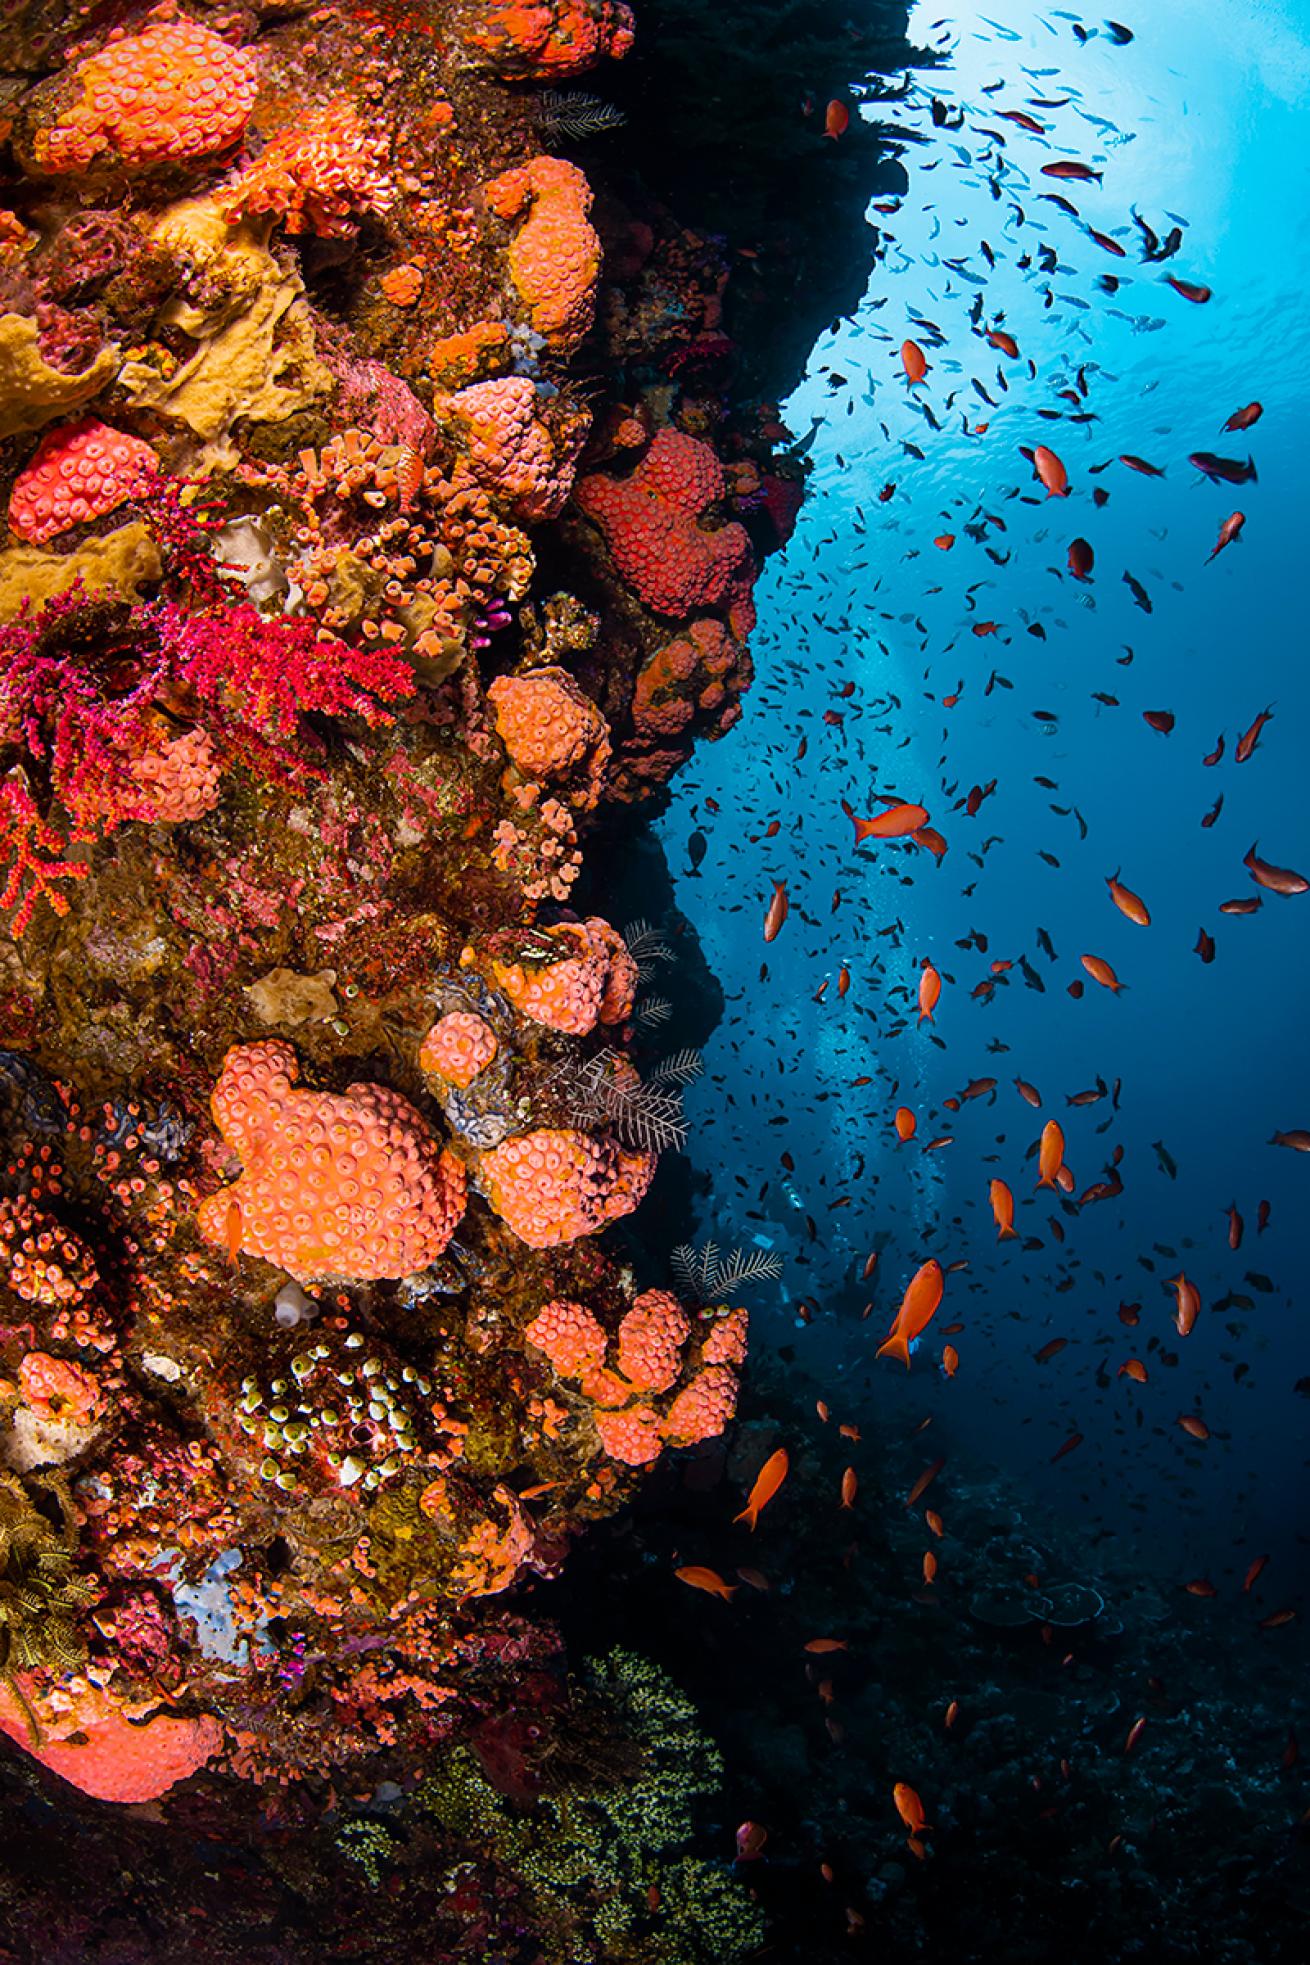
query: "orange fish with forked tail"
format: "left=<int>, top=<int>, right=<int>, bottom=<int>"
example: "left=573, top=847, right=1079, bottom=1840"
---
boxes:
left=1035, top=1120, right=1064, bottom=1189
left=676, top=1566, right=735, bottom=1601
left=734, top=1448, right=789, bottom=1531
left=901, top=339, right=929, bottom=384
left=918, top=961, right=942, bottom=1024
left=844, top=798, right=929, bottom=843
left=988, top=1177, right=1017, bottom=1239
left=877, top=1259, right=945, bottom=1369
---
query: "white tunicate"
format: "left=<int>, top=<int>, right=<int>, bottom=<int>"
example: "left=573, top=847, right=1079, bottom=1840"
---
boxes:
left=274, top=1282, right=317, bottom=1327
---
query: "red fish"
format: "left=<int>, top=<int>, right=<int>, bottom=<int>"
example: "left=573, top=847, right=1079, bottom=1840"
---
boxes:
left=1244, top=844, right=1308, bottom=896
left=1170, top=1273, right=1200, bottom=1337
left=901, top=339, right=928, bottom=384
left=893, top=1784, right=931, bottom=1833
left=1166, top=275, right=1211, bottom=303
left=1067, top=537, right=1094, bottom=580
left=986, top=326, right=1020, bottom=356
left=823, top=101, right=850, bottom=141
left=1207, top=511, right=1245, bottom=562
left=876, top=1259, right=945, bottom=1369
left=1041, top=160, right=1102, bottom=182
left=1234, top=706, right=1273, bottom=762
left=1143, top=710, right=1175, bottom=735
left=1088, top=227, right=1126, bottom=256
left=763, top=881, right=789, bottom=941
left=918, top=961, right=942, bottom=1024
left=1222, top=402, right=1262, bottom=432
left=1032, top=444, right=1069, bottom=496
left=895, top=1106, right=917, bottom=1142
left=1120, top=454, right=1165, bottom=477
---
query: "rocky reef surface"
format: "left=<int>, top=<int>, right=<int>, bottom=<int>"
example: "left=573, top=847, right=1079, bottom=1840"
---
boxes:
left=0, top=0, right=922, bottom=1956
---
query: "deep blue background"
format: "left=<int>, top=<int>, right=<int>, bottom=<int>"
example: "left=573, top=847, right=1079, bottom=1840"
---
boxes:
left=656, top=0, right=1310, bottom=1594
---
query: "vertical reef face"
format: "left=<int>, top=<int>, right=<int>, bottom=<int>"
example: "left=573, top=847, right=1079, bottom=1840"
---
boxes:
left=0, top=0, right=913, bottom=1934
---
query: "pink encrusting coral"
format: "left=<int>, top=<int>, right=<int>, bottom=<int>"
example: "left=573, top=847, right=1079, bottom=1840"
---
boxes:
left=483, top=157, right=600, bottom=352
left=0, top=1680, right=222, bottom=1804
left=523, top=1297, right=608, bottom=1377
left=25, top=19, right=259, bottom=174
left=488, top=667, right=611, bottom=806
left=575, top=429, right=755, bottom=620
left=663, top=1365, right=740, bottom=1445
left=419, top=1012, right=499, bottom=1089
left=616, top=1289, right=690, bottom=1393
left=7, top=418, right=158, bottom=545
left=478, top=1128, right=654, bottom=1247
left=478, top=916, right=635, bottom=1035
left=445, top=377, right=588, bottom=522
left=121, top=724, right=224, bottom=825
left=196, top=1040, right=467, bottom=1280
left=218, top=100, right=396, bottom=237
left=17, top=1351, right=102, bottom=1421
left=464, top=0, right=636, bottom=79
left=593, top=1403, right=664, bottom=1466
left=701, top=1304, right=749, bottom=1366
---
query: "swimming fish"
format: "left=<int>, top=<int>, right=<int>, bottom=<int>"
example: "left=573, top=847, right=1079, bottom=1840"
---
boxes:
left=763, top=881, right=790, bottom=941
left=1244, top=844, right=1308, bottom=896
left=901, top=339, right=929, bottom=384
left=734, top=1447, right=789, bottom=1531
left=877, top=1259, right=945, bottom=1369
left=1036, top=1120, right=1065, bottom=1188
left=1107, top=873, right=1150, bottom=925
left=1170, top=1273, right=1200, bottom=1337
left=1206, top=511, right=1246, bottom=562
left=893, top=1784, right=931, bottom=1833
left=989, top=1177, right=1017, bottom=1239
left=1032, top=444, right=1069, bottom=496
left=675, top=1566, right=736, bottom=1601
left=918, top=961, right=942, bottom=1023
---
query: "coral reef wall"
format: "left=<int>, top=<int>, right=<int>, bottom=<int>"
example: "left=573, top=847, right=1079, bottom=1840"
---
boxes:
left=0, top=0, right=914, bottom=1920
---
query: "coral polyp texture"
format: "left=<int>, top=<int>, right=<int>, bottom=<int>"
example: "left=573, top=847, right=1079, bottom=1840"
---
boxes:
left=7, top=417, right=159, bottom=544
left=575, top=428, right=755, bottom=620
left=0, top=0, right=807, bottom=1899
left=21, top=19, right=259, bottom=175
left=484, top=156, right=601, bottom=350
left=465, top=0, right=636, bottom=79
left=196, top=1041, right=468, bottom=1280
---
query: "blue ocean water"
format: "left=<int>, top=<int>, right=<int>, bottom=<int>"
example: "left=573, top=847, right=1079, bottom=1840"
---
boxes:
left=658, top=0, right=1310, bottom=1591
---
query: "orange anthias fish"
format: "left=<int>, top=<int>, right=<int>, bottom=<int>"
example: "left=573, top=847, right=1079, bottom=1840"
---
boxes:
left=225, top=1196, right=243, bottom=1265
left=823, top=99, right=850, bottom=141
left=941, top=1343, right=959, bottom=1378
left=1081, top=953, right=1124, bottom=992
left=675, top=1565, right=735, bottom=1601
left=906, top=1457, right=945, bottom=1507
left=1207, top=510, right=1245, bottom=563
left=1035, top=1119, right=1065, bottom=1189
left=846, top=800, right=929, bottom=843
left=895, top=1105, right=917, bottom=1142
left=1234, top=706, right=1274, bottom=763
left=1033, top=444, right=1069, bottom=496
left=988, top=1177, right=1017, bottom=1239
left=1223, top=401, right=1262, bottom=432
left=1171, top=1272, right=1201, bottom=1337
left=1107, top=872, right=1150, bottom=926
left=918, top=961, right=942, bottom=1024
left=840, top=1466, right=858, bottom=1509
left=901, top=338, right=929, bottom=384
left=1244, top=843, right=1308, bottom=896
left=1118, top=1358, right=1149, bottom=1384
left=893, top=1784, right=932, bottom=1834
left=734, top=1447, right=789, bottom=1531
left=876, top=1259, right=945, bottom=1369
left=763, top=880, right=789, bottom=941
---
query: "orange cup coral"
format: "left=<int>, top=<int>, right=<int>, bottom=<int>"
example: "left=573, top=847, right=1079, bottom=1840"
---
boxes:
left=478, top=916, right=636, bottom=1033
left=25, top=19, right=259, bottom=175
left=483, top=157, right=599, bottom=352
left=478, top=1127, right=654, bottom=1247
left=464, top=0, right=635, bottom=80
left=419, top=1011, right=499, bottom=1089
left=196, top=1040, right=467, bottom=1280
left=7, top=418, right=159, bottom=546
left=487, top=666, right=611, bottom=806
